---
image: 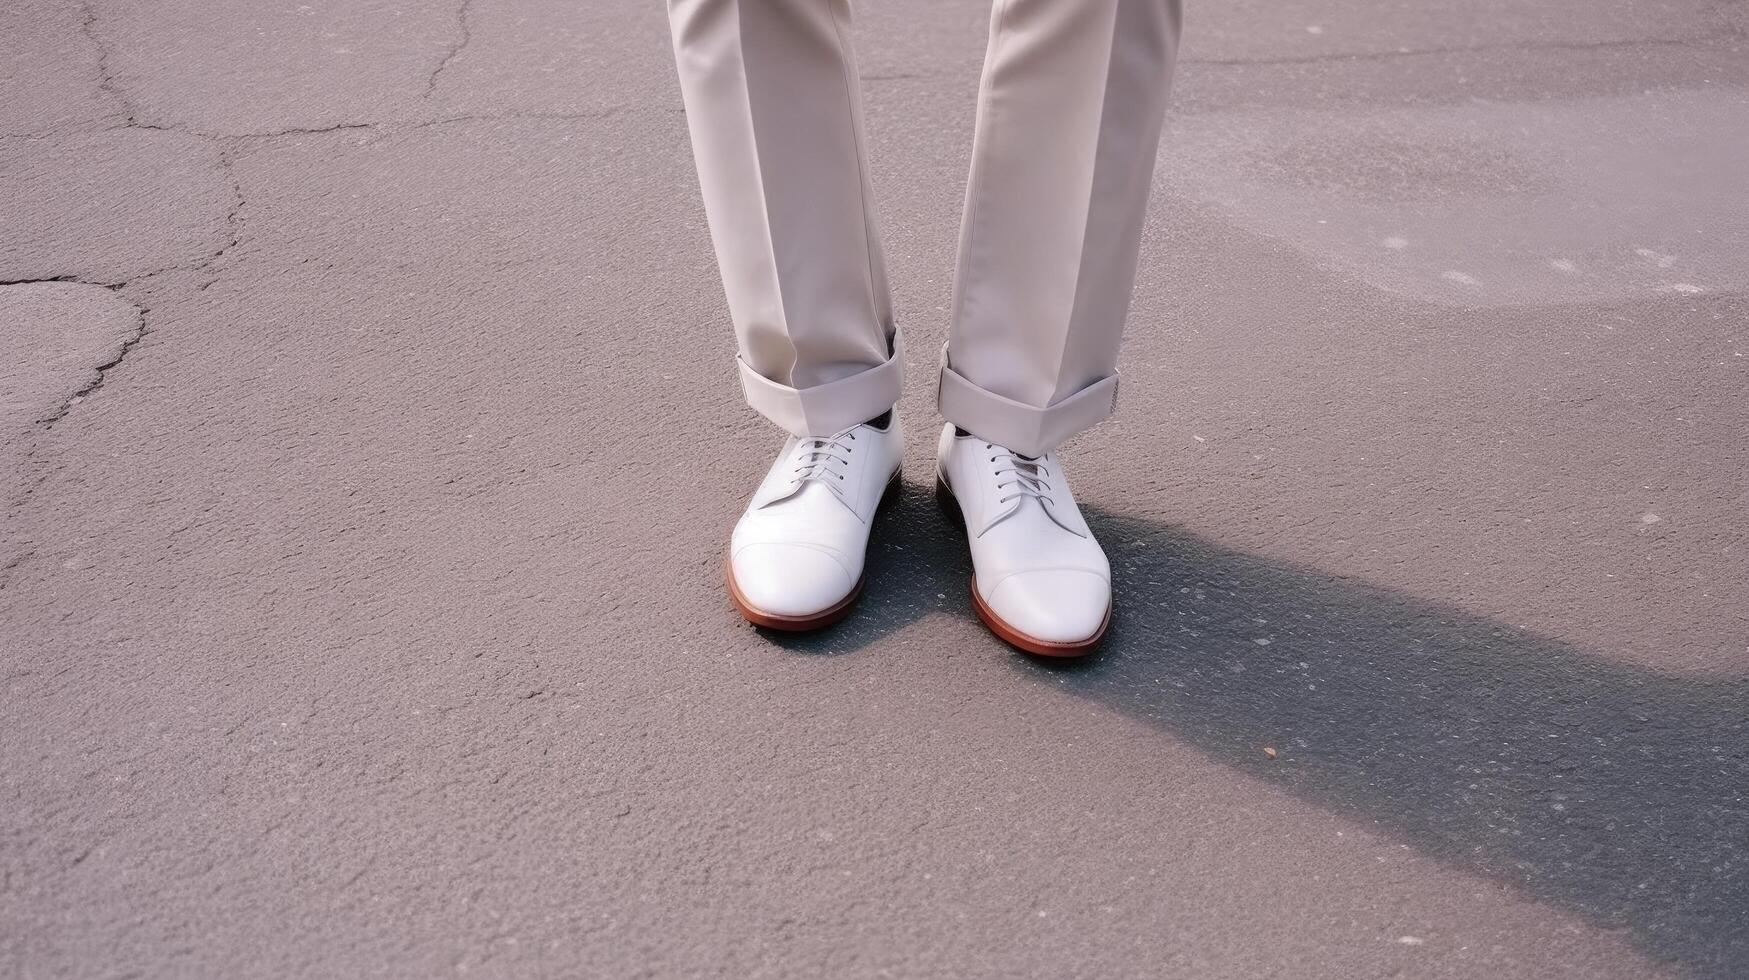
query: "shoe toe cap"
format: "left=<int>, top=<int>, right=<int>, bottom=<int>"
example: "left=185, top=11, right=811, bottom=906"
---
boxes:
left=985, top=569, right=1111, bottom=645
left=730, top=543, right=857, bottom=618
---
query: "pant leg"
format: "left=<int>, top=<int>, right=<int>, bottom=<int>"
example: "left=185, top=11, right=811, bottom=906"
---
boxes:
left=939, top=0, right=1182, bottom=456
left=668, top=0, right=900, bottom=438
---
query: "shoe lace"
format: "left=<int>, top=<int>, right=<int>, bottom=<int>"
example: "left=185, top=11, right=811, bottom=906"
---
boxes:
left=987, top=443, right=1052, bottom=506
left=790, top=427, right=860, bottom=500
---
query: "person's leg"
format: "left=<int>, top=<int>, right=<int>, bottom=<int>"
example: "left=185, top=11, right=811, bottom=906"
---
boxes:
left=939, top=0, right=1182, bottom=458
left=934, top=0, right=1181, bottom=656
left=668, top=0, right=903, bottom=630
left=668, top=0, right=900, bottom=438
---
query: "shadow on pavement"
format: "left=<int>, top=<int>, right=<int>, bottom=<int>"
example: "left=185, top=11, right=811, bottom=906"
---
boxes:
left=772, top=481, right=1749, bottom=977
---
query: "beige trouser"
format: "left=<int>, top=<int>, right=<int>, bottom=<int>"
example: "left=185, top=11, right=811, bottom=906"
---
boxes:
left=668, top=0, right=1181, bottom=456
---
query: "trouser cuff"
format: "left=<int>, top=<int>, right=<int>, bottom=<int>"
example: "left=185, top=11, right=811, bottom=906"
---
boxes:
left=739, top=333, right=904, bottom=438
left=937, top=356, right=1118, bottom=457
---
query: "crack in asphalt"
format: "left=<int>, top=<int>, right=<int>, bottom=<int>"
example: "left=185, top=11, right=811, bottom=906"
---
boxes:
left=60, top=108, right=639, bottom=142
left=24, top=283, right=149, bottom=430
left=0, top=275, right=83, bottom=286
left=413, top=106, right=640, bottom=128
left=2, top=141, right=245, bottom=433
left=1, top=95, right=631, bottom=436
left=1, top=274, right=151, bottom=584
left=127, top=121, right=379, bottom=139
left=0, top=276, right=150, bottom=435
left=6, top=145, right=247, bottom=290
left=424, top=0, right=476, bottom=100
left=193, top=144, right=246, bottom=292
left=15, top=2, right=641, bottom=141
left=78, top=1, right=138, bottom=127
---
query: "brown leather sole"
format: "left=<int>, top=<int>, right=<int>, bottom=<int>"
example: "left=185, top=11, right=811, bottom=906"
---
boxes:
left=968, top=576, right=1110, bottom=658
left=725, top=472, right=902, bottom=632
left=935, top=476, right=1110, bottom=658
left=726, top=559, right=864, bottom=631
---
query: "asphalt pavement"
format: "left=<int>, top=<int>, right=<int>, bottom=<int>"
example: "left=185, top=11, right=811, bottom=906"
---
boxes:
left=4, top=0, right=1747, bottom=977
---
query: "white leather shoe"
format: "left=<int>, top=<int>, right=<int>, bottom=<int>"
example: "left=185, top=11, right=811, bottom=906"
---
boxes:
left=726, top=413, right=903, bottom=630
left=935, top=423, right=1111, bottom=656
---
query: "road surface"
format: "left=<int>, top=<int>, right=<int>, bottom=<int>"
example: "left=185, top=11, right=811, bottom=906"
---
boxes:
left=4, top=0, right=1747, bottom=976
